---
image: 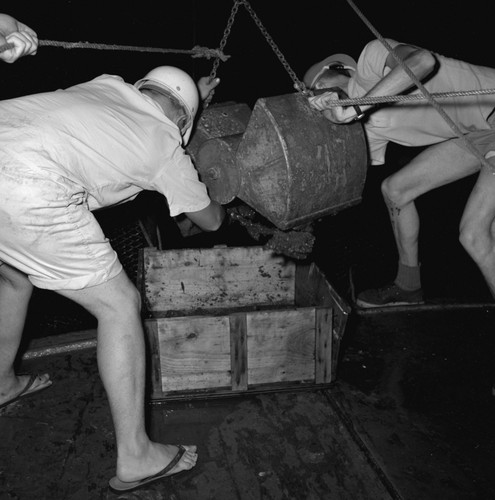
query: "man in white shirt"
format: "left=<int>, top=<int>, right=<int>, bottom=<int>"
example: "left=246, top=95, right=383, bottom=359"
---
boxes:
left=305, top=39, right=495, bottom=307
left=0, top=13, right=224, bottom=491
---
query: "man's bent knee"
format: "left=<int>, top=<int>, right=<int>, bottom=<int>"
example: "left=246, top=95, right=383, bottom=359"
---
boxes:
left=56, top=271, right=141, bottom=318
left=459, top=222, right=492, bottom=264
left=0, top=261, right=33, bottom=294
left=381, top=176, right=409, bottom=208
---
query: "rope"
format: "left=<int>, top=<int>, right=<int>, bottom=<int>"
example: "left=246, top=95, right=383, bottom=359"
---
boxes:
left=345, top=0, right=495, bottom=173
left=316, top=88, right=495, bottom=107
left=0, top=39, right=230, bottom=60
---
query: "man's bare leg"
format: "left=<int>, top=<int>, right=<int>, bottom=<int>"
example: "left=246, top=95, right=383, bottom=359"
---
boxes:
left=56, top=270, right=197, bottom=481
left=459, top=157, right=495, bottom=298
left=0, top=262, right=51, bottom=406
left=382, top=140, right=482, bottom=269
left=357, top=141, right=484, bottom=307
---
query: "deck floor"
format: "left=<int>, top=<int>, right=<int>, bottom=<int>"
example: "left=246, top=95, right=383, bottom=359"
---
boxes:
left=1, top=305, right=494, bottom=500
left=2, top=164, right=495, bottom=499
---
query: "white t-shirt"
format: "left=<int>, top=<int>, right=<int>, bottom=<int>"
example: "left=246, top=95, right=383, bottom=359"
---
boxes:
left=0, top=74, right=210, bottom=215
left=347, top=39, right=495, bottom=165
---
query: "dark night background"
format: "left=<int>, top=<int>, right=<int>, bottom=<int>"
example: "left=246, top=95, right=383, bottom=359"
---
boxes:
left=3, top=0, right=495, bottom=335
left=3, top=7, right=495, bottom=498
left=3, top=1, right=493, bottom=104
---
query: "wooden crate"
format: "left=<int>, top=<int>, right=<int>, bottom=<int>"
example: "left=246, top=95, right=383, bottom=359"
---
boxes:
left=138, top=246, right=350, bottom=401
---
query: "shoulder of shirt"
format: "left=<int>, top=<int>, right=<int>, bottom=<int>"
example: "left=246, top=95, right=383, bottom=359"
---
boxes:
left=70, top=74, right=140, bottom=95
left=361, top=38, right=402, bottom=56
left=66, top=74, right=126, bottom=91
left=88, top=74, right=127, bottom=85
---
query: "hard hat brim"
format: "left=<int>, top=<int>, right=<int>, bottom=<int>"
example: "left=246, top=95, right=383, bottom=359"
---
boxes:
left=303, top=54, right=357, bottom=89
left=136, top=80, right=193, bottom=146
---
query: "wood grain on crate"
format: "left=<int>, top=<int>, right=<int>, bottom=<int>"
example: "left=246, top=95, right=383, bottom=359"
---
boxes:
left=140, top=246, right=349, bottom=399
left=143, top=246, right=296, bottom=314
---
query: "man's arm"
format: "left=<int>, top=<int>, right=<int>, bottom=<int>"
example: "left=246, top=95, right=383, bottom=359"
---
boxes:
left=311, top=42, right=437, bottom=124
left=184, top=200, right=225, bottom=232
left=0, top=13, right=38, bottom=63
left=175, top=76, right=224, bottom=235
left=364, top=43, right=436, bottom=104
left=172, top=75, right=224, bottom=237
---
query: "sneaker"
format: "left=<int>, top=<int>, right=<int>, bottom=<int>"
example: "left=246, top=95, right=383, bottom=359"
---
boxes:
left=356, top=283, right=424, bottom=308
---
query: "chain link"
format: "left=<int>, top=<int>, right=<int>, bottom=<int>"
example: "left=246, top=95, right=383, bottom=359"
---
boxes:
left=203, top=0, right=243, bottom=108
left=240, top=0, right=311, bottom=96
left=202, top=0, right=495, bottom=175
left=204, top=0, right=312, bottom=109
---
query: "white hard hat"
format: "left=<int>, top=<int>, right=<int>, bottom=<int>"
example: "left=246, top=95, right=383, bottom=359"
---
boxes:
left=135, top=66, right=199, bottom=145
left=303, top=54, right=357, bottom=89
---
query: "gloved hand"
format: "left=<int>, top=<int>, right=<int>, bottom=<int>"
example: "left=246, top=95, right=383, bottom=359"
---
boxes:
left=197, top=76, right=221, bottom=102
left=308, top=91, right=358, bottom=124
left=0, top=14, right=38, bottom=63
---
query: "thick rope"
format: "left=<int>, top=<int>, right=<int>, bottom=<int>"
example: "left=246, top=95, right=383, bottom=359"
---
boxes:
left=0, top=39, right=229, bottom=60
left=345, top=0, right=495, bottom=173
left=316, top=88, right=495, bottom=107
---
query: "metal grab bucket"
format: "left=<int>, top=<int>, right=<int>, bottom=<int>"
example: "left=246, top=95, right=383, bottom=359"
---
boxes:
left=186, top=102, right=251, bottom=165
left=196, top=134, right=243, bottom=204
left=235, top=93, right=368, bottom=229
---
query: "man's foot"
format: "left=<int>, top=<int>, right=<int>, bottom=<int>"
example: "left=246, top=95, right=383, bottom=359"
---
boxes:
left=356, top=283, right=424, bottom=308
left=109, top=444, right=198, bottom=492
left=0, top=373, right=52, bottom=410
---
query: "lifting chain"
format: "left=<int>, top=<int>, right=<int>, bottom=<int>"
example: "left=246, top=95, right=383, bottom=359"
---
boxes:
left=204, top=0, right=311, bottom=109
left=203, top=0, right=243, bottom=108
left=202, top=1, right=316, bottom=259
left=239, top=1, right=310, bottom=96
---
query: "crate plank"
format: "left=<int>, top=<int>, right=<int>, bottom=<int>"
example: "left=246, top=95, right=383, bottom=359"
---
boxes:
left=156, top=316, right=231, bottom=392
left=246, top=308, right=315, bottom=385
left=229, top=313, right=248, bottom=391
left=140, top=246, right=349, bottom=399
left=315, top=307, right=333, bottom=384
left=144, top=247, right=296, bottom=313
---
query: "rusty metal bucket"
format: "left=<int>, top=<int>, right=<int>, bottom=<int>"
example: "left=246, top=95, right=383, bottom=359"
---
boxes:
left=235, top=93, right=368, bottom=230
left=190, top=94, right=368, bottom=230
left=195, top=134, right=243, bottom=204
left=186, top=101, right=251, bottom=165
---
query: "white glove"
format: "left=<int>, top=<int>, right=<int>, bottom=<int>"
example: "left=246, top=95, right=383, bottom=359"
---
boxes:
left=308, top=91, right=340, bottom=111
left=0, top=14, right=38, bottom=63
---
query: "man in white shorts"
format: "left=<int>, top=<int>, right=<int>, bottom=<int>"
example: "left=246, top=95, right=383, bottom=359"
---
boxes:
left=304, top=39, right=495, bottom=307
left=0, top=13, right=224, bottom=491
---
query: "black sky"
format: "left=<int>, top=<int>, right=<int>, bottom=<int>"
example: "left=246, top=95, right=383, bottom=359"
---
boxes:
left=3, top=1, right=494, bottom=106
left=3, top=0, right=494, bottom=302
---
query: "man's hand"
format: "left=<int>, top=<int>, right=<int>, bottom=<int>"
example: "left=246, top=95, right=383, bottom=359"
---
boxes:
left=0, top=13, right=38, bottom=63
left=197, top=76, right=220, bottom=102
left=308, top=91, right=358, bottom=124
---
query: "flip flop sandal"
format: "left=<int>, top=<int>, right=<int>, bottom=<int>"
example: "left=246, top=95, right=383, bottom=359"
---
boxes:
left=108, top=445, right=190, bottom=492
left=0, top=373, right=52, bottom=410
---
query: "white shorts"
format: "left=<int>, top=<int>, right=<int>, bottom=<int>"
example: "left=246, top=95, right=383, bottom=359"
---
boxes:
left=452, top=110, right=495, bottom=158
left=0, top=160, right=122, bottom=290
left=454, top=128, right=495, bottom=158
